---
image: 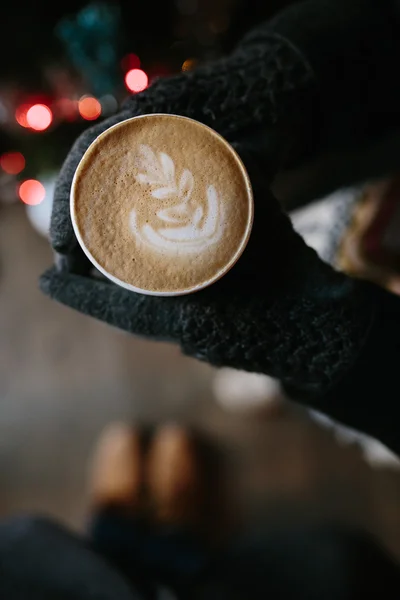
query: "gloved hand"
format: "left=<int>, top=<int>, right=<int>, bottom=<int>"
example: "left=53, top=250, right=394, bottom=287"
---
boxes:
left=41, top=0, right=400, bottom=445
left=41, top=125, right=374, bottom=394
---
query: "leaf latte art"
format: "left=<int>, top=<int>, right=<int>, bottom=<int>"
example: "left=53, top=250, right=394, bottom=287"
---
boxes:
left=130, top=144, right=223, bottom=254
left=71, top=114, right=253, bottom=295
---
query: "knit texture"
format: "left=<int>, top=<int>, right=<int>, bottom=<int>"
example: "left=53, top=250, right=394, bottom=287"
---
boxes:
left=41, top=155, right=375, bottom=396
left=302, top=286, right=400, bottom=455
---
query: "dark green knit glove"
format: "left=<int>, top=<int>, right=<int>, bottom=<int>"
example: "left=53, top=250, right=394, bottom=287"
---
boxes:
left=41, top=0, right=400, bottom=452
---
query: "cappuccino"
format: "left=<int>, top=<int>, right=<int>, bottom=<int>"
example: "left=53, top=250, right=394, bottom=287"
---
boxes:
left=71, top=114, right=253, bottom=295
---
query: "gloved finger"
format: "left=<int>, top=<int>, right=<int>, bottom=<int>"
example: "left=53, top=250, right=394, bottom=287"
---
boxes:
left=231, top=141, right=310, bottom=270
left=39, top=267, right=183, bottom=342
left=50, top=110, right=131, bottom=256
left=230, top=131, right=284, bottom=185
left=0, top=515, right=143, bottom=600
left=54, top=245, right=94, bottom=277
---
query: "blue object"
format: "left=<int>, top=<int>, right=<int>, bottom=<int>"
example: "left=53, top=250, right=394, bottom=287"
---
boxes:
left=55, top=2, right=122, bottom=96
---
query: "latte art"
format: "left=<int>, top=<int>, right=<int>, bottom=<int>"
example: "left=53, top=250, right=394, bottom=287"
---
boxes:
left=71, top=114, right=253, bottom=295
left=130, top=144, right=223, bottom=254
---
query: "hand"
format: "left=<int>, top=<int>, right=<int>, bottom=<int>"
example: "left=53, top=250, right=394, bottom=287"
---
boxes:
left=41, top=132, right=373, bottom=399
left=41, top=3, right=379, bottom=403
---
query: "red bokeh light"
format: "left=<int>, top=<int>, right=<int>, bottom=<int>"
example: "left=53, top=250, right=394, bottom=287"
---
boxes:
left=124, top=69, right=148, bottom=93
left=26, top=104, right=53, bottom=131
left=18, top=179, right=46, bottom=206
left=0, top=152, right=25, bottom=175
left=78, top=97, right=102, bottom=120
left=57, top=98, right=78, bottom=121
left=15, top=104, right=31, bottom=128
left=121, top=53, right=140, bottom=72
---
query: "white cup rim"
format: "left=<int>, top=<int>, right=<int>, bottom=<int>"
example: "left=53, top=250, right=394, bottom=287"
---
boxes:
left=70, top=113, right=254, bottom=297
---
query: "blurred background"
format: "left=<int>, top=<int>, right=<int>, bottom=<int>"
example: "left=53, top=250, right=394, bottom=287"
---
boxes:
left=2, top=0, right=400, bottom=565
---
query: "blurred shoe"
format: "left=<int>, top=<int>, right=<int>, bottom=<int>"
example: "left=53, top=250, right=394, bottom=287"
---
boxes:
left=146, top=424, right=203, bottom=528
left=88, top=422, right=144, bottom=514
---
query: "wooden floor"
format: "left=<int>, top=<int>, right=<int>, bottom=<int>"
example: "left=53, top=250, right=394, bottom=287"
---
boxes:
left=0, top=203, right=219, bottom=525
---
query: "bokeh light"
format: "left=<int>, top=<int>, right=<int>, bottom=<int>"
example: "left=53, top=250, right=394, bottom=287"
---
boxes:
left=182, top=58, right=197, bottom=71
left=26, top=104, right=53, bottom=131
left=121, top=53, right=140, bottom=71
left=124, top=69, right=148, bottom=93
left=0, top=152, right=25, bottom=175
left=78, top=96, right=102, bottom=120
left=100, top=94, right=118, bottom=116
left=57, top=98, right=78, bottom=121
left=15, top=104, right=31, bottom=128
left=18, top=179, right=46, bottom=206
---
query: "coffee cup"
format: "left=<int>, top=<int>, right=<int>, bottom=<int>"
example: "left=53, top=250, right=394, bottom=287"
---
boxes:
left=70, top=114, right=253, bottom=296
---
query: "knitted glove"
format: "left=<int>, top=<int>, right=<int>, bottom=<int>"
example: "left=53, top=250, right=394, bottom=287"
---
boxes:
left=41, top=0, right=400, bottom=450
left=41, top=135, right=374, bottom=392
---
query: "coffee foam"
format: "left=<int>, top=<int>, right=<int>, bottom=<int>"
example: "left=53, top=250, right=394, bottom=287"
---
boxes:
left=71, top=115, right=253, bottom=295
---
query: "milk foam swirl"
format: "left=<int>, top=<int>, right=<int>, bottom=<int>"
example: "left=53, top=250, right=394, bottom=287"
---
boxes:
left=130, top=144, right=223, bottom=254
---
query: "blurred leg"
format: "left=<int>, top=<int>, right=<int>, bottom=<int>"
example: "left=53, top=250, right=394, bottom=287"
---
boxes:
left=87, top=422, right=211, bottom=593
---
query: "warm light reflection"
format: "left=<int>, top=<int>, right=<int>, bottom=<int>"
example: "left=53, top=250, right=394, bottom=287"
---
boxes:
left=182, top=58, right=197, bottom=71
left=78, top=96, right=102, bottom=120
left=26, top=104, right=53, bottom=131
left=124, top=69, right=148, bottom=93
left=18, top=179, right=46, bottom=206
left=15, top=104, right=30, bottom=128
left=0, top=152, right=25, bottom=175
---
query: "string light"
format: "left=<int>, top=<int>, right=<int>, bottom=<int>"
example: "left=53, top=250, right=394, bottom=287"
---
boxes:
left=0, top=152, right=25, bottom=175
left=124, top=69, right=148, bottom=93
left=78, top=96, right=102, bottom=120
left=26, top=104, right=53, bottom=131
left=18, top=179, right=46, bottom=206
